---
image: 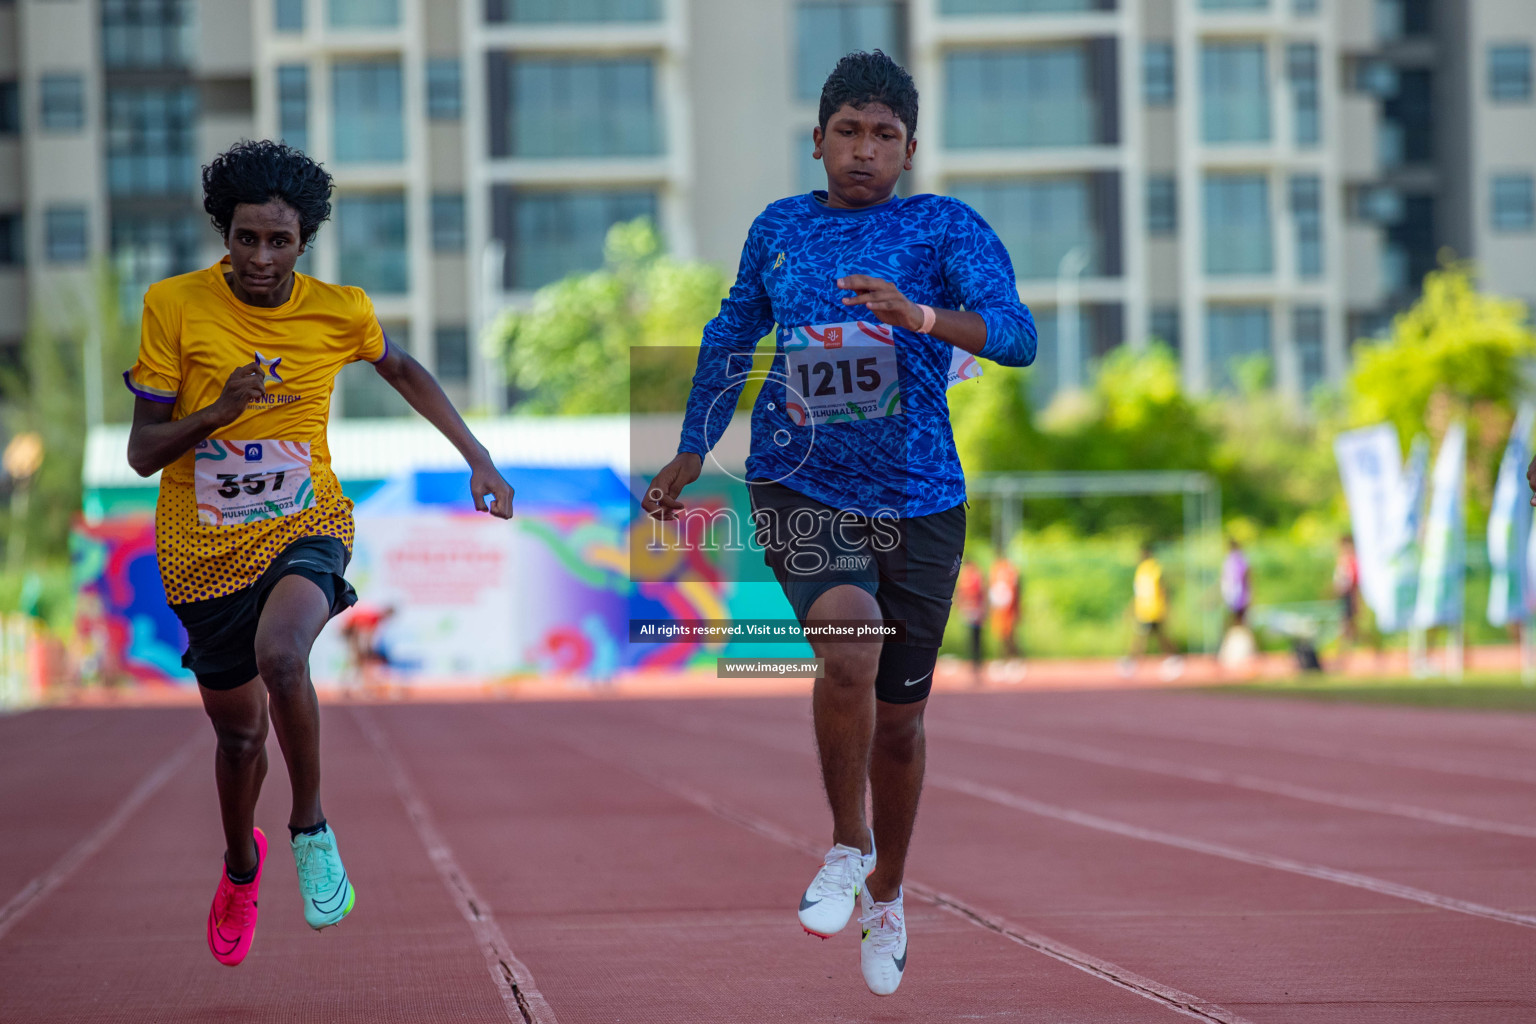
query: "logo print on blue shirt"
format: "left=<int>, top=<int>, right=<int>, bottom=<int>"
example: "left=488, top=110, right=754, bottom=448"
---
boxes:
left=244, top=444, right=263, bottom=462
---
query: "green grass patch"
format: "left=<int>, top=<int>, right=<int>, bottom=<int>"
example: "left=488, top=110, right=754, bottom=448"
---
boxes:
left=1209, top=674, right=1536, bottom=712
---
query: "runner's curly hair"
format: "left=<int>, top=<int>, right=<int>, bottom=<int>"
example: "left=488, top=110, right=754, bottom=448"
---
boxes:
left=818, top=50, right=919, bottom=141
left=202, top=140, right=334, bottom=244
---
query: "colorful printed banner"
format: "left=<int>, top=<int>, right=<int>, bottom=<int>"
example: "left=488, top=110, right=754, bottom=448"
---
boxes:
left=1488, top=405, right=1535, bottom=627
left=1414, top=422, right=1467, bottom=630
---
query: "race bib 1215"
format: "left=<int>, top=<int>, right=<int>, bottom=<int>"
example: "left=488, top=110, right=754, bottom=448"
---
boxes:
left=783, top=321, right=902, bottom=426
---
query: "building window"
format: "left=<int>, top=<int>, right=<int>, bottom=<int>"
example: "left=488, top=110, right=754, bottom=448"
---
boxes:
left=333, top=60, right=404, bottom=163
left=945, top=46, right=1103, bottom=149
left=1290, top=174, right=1322, bottom=277
left=950, top=177, right=1102, bottom=280
left=491, top=56, right=660, bottom=159
left=111, top=215, right=202, bottom=309
left=1204, top=173, right=1272, bottom=275
left=1200, top=0, right=1267, bottom=8
left=1382, top=68, right=1432, bottom=166
left=427, top=58, right=461, bottom=120
left=1492, top=175, right=1535, bottom=231
left=274, top=0, right=304, bottom=31
left=795, top=3, right=904, bottom=101
left=1490, top=45, right=1532, bottom=102
left=277, top=65, right=308, bottom=154
left=0, top=82, right=18, bottom=135
left=337, top=193, right=409, bottom=293
left=0, top=213, right=22, bottom=267
left=1293, top=305, right=1325, bottom=393
left=1201, top=42, right=1269, bottom=144
left=940, top=0, right=1104, bottom=12
left=1146, top=175, right=1177, bottom=235
left=1149, top=306, right=1180, bottom=353
left=492, top=187, right=658, bottom=290
left=1293, top=0, right=1318, bottom=14
left=485, top=0, right=660, bottom=22
left=1143, top=42, right=1174, bottom=105
left=40, top=74, right=85, bottom=131
left=432, top=193, right=466, bottom=251
left=102, top=0, right=194, bottom=70
left=1206, top=304, right=1271, bottom=391
left=328, top=0, right=398, bottom=28
left=435, top=326, right=470, bottom=384
left=107, top=87, right=198, bottom=197
left=1287, top=43, right=1319, bottom=147
left=1376, top=0, right=1431, bottom=41
left=45, top=207, right=88, bottom=263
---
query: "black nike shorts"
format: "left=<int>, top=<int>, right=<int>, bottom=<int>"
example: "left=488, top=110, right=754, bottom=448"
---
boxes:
left=746, top=480, right=966, bottom=651
left=171, top=535, right=357, bottom=691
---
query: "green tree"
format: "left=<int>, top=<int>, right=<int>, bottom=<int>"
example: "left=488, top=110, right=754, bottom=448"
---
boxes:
left=489, top=219, right=733, bottom=414
left=1346, top=263, right=1536, bottom=516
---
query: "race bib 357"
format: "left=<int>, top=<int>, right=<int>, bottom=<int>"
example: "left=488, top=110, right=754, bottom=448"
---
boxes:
left=193, top=439, right=316, bottom=526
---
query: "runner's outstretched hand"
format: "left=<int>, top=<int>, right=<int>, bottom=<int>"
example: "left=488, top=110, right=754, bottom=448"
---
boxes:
left=208, top=361, right=266, bottom=427
left=471, top=462, right=515, bottom=519
left=643, top=452, right=701, bottom=521
left=839, top=275, right=923, bottom=332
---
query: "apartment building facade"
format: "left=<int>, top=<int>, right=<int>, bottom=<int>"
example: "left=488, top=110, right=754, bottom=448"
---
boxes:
left=2, top=0, right=1533, bottom=415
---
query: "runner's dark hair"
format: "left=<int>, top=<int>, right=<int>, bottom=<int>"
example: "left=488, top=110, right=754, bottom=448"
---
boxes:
left=202, top=140, right=334, bottom=245
left=818, top=50, right=919, bottom=140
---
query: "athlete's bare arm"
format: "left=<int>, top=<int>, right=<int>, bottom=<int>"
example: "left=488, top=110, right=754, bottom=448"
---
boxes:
left=837, top=274, right=988, bottom=355
left=641, top=451, right=701, bottom=520
left=372, top=344, right=515, bottom=520
left=127, top=361, right=265, bottom=476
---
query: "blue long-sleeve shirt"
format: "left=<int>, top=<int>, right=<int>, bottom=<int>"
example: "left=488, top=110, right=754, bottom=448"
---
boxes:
left=678, top=192, right=1036, bottom=517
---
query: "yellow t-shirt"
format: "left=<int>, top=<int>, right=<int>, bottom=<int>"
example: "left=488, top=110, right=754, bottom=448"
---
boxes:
left=1133, top=557, right=1167, bottom=624
left=125, top=258, right=388, bottom=605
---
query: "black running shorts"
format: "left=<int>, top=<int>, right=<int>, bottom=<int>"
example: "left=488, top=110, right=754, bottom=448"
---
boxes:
left=171, top=535, right=357, bottom=691
left=746, top=480, right=966, bottom=650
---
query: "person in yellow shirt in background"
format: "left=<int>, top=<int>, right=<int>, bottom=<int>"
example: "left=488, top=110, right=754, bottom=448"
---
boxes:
left=123, top=141, right=515, bottom=968
left=1122, top=542, right=1182, bottom=678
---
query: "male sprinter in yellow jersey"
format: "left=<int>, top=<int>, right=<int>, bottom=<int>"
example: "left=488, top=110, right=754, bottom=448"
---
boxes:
left=124, top=141, right=514, bottom=966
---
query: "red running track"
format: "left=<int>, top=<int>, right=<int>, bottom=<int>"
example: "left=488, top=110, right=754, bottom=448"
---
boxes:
left=3, top=689, right=1536, bottom=1022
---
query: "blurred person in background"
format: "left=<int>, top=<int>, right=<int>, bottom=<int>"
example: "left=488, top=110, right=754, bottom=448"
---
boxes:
left=1221, top=537, right=1251, bottom=628
left=1123, top=542, right=1181, bottom=677
left=123, top=140, right=515, bottom=968
left=988, top=556, right=1022, bottom=662
left=1333, top=534, right=1360, bottom=661
left=1218, top=538, right=1257, bottom=673
left=957, top=558, right=987, bottom=686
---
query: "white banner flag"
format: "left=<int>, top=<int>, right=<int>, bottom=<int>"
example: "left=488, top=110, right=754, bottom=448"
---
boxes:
left=1489, top=404, right=1535, bottom=626
left=1379, top=434, right=1429, bottom=633
left=1414, top=422, right=1467, bottom=630
left=1335, top=424, right=1404, bottom=625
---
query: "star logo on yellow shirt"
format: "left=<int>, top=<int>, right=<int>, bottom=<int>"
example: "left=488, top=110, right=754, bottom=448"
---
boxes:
left=253, top=351, right=284, bottom=388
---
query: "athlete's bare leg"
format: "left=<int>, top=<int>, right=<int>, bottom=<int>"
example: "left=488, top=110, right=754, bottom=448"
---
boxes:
left=253, top=574, right=333, bottom=833
left=807, top=584, right=883, bottom=857
left=865, top=697, right=925, bottom=903
left=200, top=678, right=268, bottom=877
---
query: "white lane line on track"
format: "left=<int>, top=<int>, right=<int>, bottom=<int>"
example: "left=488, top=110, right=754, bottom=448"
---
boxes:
left=652, top=710, right=1536, bottom=933
left=0, top=727, right=202, bottom=945
left=351, top=707, right=558, bottom=1024
left=552, top=728, right=1255, bottom=1024
left=933, top=774, right=1536, bottom=931
left=1047, top=720, right=1536, bottom=787
left=932, top=722, right=1536, bottom=840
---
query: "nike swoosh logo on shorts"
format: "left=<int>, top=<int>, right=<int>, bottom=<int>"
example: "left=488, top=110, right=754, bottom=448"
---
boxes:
left=903, top=673, right=931, bottom=687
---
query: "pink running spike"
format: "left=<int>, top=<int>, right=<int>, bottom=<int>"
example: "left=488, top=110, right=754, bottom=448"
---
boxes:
left=207, top=827, right=267, bottom=967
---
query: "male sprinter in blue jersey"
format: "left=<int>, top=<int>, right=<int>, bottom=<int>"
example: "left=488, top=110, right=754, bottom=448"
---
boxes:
left=642, top=51, right=1035, bottom=995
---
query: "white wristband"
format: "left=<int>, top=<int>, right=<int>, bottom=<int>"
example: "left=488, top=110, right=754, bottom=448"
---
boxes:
left=916, top=304, right=937, bottom=335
